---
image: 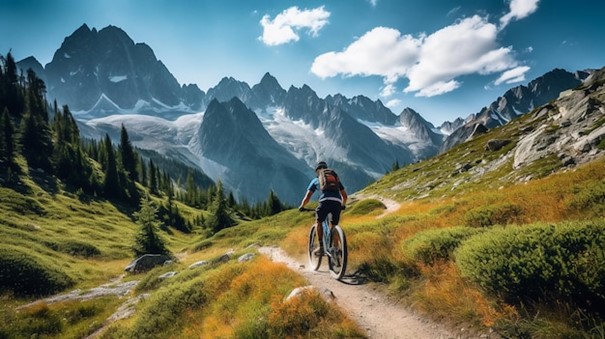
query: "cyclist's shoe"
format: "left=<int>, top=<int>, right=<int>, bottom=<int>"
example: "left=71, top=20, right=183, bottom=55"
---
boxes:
left=313, top=246, right=324, bottom=257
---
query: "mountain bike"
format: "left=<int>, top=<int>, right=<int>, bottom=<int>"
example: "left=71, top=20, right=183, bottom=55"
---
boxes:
left=301, top=208, right=348, bottom=280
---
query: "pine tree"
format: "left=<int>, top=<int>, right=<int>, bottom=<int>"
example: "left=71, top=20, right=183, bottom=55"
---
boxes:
left=207, top=181, right=234, bottom=234
left=0, top=108, right=15, bottom=169
left=148, top=159, right=158, bottom=194
left=119, top=124, right=138, bottom=182
left=103, top=134, right=121, bottom=199
left=132, top=195, right=170, bottom=257
left=139, top=155, right=147, bottom=187
left=19, top=70, right=52, bottom=171
left=267, top=190, right=284, bottom=215
left=2, top=52, right=24, bottom=118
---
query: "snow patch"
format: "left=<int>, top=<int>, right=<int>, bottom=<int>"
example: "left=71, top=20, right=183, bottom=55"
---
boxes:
left=110, top=75, right=128, bottom=83
left=64, top=53, right=71, bottom=59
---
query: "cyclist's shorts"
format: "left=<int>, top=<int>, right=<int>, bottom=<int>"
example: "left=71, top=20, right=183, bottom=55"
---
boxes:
left=316, top=200, right=342, bottom=225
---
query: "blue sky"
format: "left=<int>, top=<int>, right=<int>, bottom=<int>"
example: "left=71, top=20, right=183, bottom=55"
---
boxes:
left=1, top=0, right=604, bottom=125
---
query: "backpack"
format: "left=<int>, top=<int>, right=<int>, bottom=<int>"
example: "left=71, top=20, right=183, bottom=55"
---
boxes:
left=318, top=168, right=340, bottom=191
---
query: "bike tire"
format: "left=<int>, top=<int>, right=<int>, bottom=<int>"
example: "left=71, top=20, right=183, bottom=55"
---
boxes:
left=308, top=224, right=322, bottom=271
left=328, top=225, right=348, bottom=280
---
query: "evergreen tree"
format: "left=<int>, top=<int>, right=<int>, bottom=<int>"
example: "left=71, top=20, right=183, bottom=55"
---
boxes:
left=148, top=159, right=158, bottom=194
left=1, top=52, right=24, bottom=118
left=19, top=70, right=52, bottom=171
left=132, top=195, right=170, bottom=257
left=391, top=160, right=400, bottom=172
left=138, top=155, right=147, bottom=187
left=0, top=107, right=15, bottom=169
left=103, top=134, right=121, bottom=199
left=267, top=190, right=284, bottom=215
left=207, top=181, right=234, bottom=234
left=119, top=124, right=138, bottom=182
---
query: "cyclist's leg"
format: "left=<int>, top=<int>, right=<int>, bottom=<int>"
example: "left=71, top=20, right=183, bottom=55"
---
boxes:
left=327, top=201, right=342, bottom=249
left=315, top=202, right=329, bottom=254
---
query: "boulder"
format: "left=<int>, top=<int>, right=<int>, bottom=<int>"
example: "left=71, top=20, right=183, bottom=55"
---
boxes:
left=158, top=271, right=177, bottom=279
left=188, top=260, right=208, bottom=269
left=238, top=253, right=255, bottom=262
left=124, top=254, right=171, bottom=273
left=285, top=285, right=336, bottom=302
left=485, top=139, right=511, bottom=152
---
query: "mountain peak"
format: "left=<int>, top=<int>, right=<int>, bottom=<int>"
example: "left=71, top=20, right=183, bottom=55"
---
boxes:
left=260, top=72, right=278, bottom=84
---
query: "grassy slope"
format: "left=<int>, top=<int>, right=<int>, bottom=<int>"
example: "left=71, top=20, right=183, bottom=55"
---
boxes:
left=0, top=162, right=362, bottom=338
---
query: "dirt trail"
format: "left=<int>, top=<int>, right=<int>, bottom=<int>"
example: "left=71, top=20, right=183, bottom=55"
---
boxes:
left=351, top=193, right=401, bottom=218
left=259, top=247, right=456, bottom=339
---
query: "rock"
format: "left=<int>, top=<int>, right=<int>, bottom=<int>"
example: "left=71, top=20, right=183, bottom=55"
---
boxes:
left=163, top=260, right=174, bottom=266
left=561, top=157, right=575, bottom=167
left=124, top=254, right=172, bottom=273
left=188, top=260, right=208, bottom=269
left=158, top=271, right=177, bottom=279
left=214, top=249, right=235, bottom=264
left=285, top=286, right=336, bottom=302
left=485, top=139, right=511, bottom=152
left=470, top=123, right=488, bottom=138
left=238, top=253, right=255, bottom=262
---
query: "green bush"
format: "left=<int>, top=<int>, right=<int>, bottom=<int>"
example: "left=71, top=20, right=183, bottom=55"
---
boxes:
left=0, top=248, right=73, bottom=297
left=464, top=203, right=523, bottom=227
left=347, top=199, right=386, bottom=215
left=568, top=181, right=605, bottom=213
left=402, top=226, right=484, bottom=264
left=455, top=220, right=605, bottom=307
left=128, top=277, right=207, bottom=338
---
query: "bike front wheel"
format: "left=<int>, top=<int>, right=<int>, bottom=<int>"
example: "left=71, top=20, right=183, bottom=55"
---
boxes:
left=328, top=225, right=348, bottom=280
left=307, top=224, right=322, bottom=271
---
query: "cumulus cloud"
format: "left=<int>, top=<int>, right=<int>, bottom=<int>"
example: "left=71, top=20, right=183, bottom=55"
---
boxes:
left=385, top=99, right=402, bottom=109
left=500, top=0, right=540, bottom=29
left=312, top=15, right=522, bottom=98
left=310, top=0, right=544, bottom=99
left=494, top=66, right=530, bottom=85
left=259, top=6, right=330, bottom=46
left=311, top=26, right=421, bottom=94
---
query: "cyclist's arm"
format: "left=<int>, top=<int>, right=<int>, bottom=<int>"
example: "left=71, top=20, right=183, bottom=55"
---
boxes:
left=299, top=190, right=313, bottom=210
left=340, top=188, right=348, bottom=207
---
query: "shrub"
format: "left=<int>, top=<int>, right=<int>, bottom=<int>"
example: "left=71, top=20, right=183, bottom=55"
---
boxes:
left=0, top=248, right=73, bottom=297
left=402, top=226, right=485, bottom=264
left=455, top=220, right=605, bottom=308
left=568, top=181, right=605, bottom=213
left=129, top=277, right=208, bottom=338
left=464, top=203, right=523, bottom=227
left=347, top=199, right=386, bottom=215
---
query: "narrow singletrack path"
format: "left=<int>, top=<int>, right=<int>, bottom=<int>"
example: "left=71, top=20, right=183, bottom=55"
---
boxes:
left=260, top=247, right=456, bottom=339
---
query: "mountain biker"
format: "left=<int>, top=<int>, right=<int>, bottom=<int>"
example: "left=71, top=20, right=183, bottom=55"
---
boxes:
left=298, top=161, right=348, bottom=256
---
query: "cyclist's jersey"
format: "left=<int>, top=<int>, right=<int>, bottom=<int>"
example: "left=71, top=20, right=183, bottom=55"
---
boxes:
left=307, top=177, right=345, bottom=203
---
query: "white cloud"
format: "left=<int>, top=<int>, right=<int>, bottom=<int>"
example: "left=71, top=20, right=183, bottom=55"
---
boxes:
left=404, top=16, right=516, bottom=96
left=311, top=8, right=536, bottom=98
left=259, top=6, right=330, bottom=46
left=500, top=0, right=540, bottom=29
left=494, top=66, right=530, bottom=85
left=311, top=26, right=421, bottom=83
left=368, top=0, right=378, bottom=7
left=385, top=99, right=402, bottom=108
left=416, top=80, right=461, bottom=97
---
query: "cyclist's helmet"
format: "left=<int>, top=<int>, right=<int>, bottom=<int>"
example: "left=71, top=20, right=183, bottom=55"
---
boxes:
left=315, top=161, right=328, bottom=171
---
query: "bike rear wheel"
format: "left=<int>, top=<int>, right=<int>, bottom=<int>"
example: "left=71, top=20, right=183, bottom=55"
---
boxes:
left=308, top=224, right=322, bottom=271
left=328, top=225, right=348, bottom=280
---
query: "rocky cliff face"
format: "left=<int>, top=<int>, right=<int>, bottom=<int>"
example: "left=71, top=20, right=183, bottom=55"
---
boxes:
left=513, top=69, right=605, bottom=171
left=441, top=69, right=584, bottom=152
